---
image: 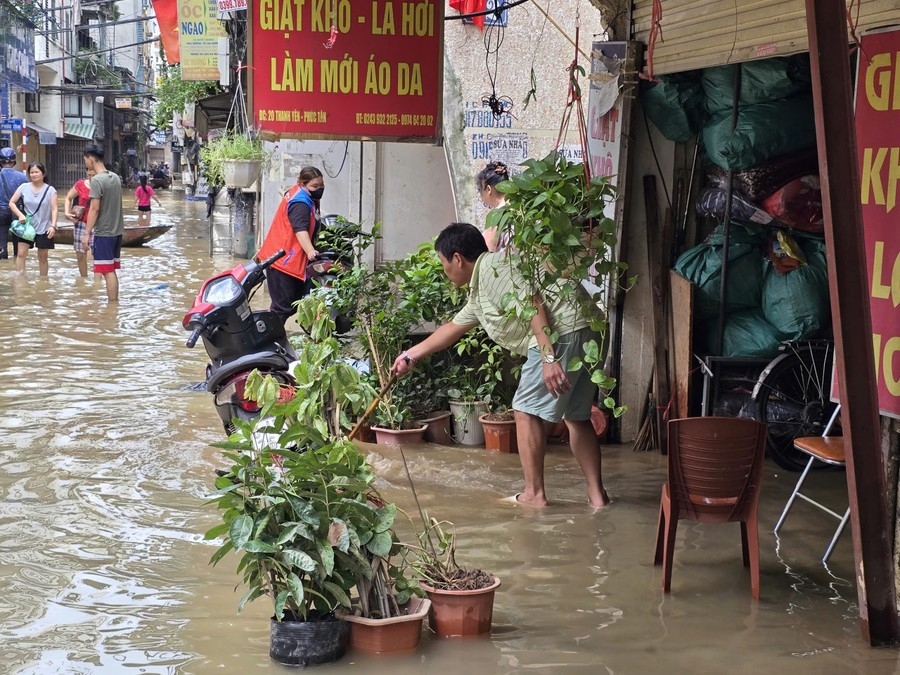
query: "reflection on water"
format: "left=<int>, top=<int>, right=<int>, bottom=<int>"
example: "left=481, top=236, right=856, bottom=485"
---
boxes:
left=0, top=191, right=898, bottom=674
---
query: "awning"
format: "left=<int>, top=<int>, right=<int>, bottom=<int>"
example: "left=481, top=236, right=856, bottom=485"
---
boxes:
left=64, top=123, right=96, bottom=140
left=25, top=122, right=57, bottom=145
left=195, top=91, right=235, bottom=128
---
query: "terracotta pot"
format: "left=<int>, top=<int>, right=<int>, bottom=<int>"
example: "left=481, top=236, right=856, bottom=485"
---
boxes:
left=371, top=424, right=428, bottom=447
left=420, top=576, right=501, bottom=637
left=339, top=597, right=431, bottom=655
left=479, top=414, right=518, bottom=453
left=418, top=411, right=453, bottom=444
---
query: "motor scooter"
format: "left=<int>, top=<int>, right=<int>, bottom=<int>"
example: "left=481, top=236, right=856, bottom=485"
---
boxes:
left=183, top=249, right=296, bottom=434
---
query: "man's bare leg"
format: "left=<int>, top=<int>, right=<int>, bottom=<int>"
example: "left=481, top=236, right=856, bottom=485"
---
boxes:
left=565, top=418, right=609, bottom=508
left=514, top=410, right=549, bottom=506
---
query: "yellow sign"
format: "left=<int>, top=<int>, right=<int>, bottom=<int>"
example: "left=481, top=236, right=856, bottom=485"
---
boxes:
left=177, top=0, right=227, bottom=81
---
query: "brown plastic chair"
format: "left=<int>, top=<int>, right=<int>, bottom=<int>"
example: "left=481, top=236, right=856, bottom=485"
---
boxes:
left=653, top=416, right=768, bottom=599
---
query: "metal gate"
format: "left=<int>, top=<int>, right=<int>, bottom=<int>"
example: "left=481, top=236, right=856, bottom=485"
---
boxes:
left=632, top=0, right=898, bottom=75
left=48, top=138, right=90, bottom=192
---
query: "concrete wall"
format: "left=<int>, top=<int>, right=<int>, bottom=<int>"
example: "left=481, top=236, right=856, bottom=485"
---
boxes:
left=441, top=3, right=606, bottom=227
left=259, top=138, right=456, bottom=264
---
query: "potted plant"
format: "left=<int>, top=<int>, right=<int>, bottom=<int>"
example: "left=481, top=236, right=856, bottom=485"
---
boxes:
left=406, top=516, right=500, bottom=638
left=331, top=241, right=451, bottom=445
left=485, top=150, right=629, bottom=419
left=205, top=296, right=410, bottom=667
left=445, top=329, right=509, bottom=446
left=200, top=130, right=266, bottom=188
left=336, top=511, right=431, bottom=655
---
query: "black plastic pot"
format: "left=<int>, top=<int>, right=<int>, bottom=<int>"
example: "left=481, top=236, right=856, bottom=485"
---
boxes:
left=269, top=614, right=350, bottom=667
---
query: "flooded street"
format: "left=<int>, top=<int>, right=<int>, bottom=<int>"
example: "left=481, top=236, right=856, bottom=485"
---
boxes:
left=0, top=189, right=899, bottom=674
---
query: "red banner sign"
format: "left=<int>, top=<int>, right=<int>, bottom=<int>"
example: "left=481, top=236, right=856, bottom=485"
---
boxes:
left=250, top=0, right=443, bottom=141
left=854, top=27, right=900, bottom=418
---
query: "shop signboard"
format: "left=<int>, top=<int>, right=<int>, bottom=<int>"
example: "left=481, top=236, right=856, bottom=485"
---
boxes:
left=851, top=26, right=900, bottom=418
left=178, top=0, right=228, bottom=80
left=0, top=10, right=38, bottom=93
left=250, top=0, right=443, bottom=141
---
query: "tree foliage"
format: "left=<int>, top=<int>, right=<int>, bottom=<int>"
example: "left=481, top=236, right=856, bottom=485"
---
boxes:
left=152, top=65, right=220, bottom=128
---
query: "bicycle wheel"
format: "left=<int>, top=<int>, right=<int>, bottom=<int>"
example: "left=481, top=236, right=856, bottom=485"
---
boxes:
left=753, top=341, right=837, bottom=471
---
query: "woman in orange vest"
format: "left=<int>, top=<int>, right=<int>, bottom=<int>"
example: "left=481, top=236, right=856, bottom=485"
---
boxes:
left=257, top=166, right=324, bottom=323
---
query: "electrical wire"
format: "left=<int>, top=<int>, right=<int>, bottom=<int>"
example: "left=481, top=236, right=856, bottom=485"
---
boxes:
left=323, top=141, right=349, bottom=178
left=481, top=1, right=512, bottom=119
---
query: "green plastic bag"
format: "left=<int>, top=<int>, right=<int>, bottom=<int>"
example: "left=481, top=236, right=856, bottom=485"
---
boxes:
left=641, top=72, right=705, bottom=142
left=702, top=95, right=816, bottom=171
left=673, top=221, right=765, bottom=320
left=702, top=55, right=811, bottom=114
left=701, top=309, right=783, bottom=358
left=761, top=234, right=829, bottom=340
left=10, top=215, right=35, bottom=242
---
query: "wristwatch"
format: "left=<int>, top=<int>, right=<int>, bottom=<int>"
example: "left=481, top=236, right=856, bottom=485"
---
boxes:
left=542, top=353, right=556, bottom=364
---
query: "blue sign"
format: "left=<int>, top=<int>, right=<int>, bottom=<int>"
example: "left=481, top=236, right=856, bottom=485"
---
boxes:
left=0, top=117, right=22, bottom=132
left=0, top=8, right=38, bottom=93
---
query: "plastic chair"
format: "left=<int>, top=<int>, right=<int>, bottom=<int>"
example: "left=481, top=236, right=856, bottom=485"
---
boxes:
left=773, top=405, right=848, bottom=563
left=654, top=417, right=768, bottom=599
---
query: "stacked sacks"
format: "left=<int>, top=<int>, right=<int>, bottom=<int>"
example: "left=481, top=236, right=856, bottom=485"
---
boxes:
left=675, top=224, right=829, bottom=358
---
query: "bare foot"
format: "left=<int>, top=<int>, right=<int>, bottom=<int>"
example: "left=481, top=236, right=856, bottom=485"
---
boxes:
left=589, top=489, right=611, bottom=509
left=514, top=492, right=549, bottom=507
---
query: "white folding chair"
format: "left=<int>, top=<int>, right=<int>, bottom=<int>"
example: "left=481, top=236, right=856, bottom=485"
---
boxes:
left=773, top=405, right=849, bottom=563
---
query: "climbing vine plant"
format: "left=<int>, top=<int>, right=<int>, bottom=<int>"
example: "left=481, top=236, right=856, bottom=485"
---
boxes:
left=152, top=65, right=221, bottom=128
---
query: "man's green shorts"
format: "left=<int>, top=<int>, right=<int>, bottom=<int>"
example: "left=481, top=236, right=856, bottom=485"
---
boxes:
left=512, top=327, right=598, bottom=423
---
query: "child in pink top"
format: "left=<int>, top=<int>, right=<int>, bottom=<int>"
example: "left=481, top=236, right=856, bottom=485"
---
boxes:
left=133, top=173, right=162, bottom=225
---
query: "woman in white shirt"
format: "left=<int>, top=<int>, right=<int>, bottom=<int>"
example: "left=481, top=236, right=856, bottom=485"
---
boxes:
left=9, top=161, right=58, bottom=275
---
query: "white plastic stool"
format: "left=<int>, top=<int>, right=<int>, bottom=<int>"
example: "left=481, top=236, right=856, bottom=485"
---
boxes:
left=773, top=406, right=849, bottom=563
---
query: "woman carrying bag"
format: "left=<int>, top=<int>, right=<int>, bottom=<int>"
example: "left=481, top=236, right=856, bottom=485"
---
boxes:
left=9, top=162, right=58, bottom=276
left=64, top=168, right=95, bottom=278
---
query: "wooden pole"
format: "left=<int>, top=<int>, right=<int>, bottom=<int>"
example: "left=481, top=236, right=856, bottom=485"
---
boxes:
left=805, top=0, right=899, bottom=644
left=644, top=175, right=671, bottom=452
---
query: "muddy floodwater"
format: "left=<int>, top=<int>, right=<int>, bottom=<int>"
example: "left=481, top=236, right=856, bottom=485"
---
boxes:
left=0, top=190, right=899, bottom=674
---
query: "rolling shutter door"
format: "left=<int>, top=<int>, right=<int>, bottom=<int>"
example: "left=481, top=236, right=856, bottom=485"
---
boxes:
left=632, top=0, right=899, bottom=75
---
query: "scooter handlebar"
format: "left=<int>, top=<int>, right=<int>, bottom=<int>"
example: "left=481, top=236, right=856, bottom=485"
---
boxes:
left=258, top=249, right=286, bottom=269
left=186, top=327, right=202, bottom=348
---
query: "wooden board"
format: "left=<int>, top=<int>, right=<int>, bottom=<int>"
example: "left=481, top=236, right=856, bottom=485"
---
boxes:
left=670, top=270, right=694, bottom=420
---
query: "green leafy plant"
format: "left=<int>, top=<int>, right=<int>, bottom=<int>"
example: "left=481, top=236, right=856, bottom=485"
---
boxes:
left=332, top=239, right=465, bottom=429
left=445, top=328, right=509, bottom=406
left=204, top=296, right=420, bottom=621
left=200, top=131, right=266, bottom=186
left=485, top=150, right=629, bottom=417
left=151, top=65, right=220, bottom=129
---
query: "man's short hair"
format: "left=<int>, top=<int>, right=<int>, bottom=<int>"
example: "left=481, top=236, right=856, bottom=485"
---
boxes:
left=83, top=143, right=105, bottom=160
left=434, top=223, right=488, bottom=263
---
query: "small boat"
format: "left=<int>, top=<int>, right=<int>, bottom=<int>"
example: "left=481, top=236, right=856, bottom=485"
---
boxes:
left=53, top=224, right=173, bottom=247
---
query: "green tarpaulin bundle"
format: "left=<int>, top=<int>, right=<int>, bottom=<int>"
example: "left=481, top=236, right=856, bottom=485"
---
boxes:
left=640, top=72, right=705, bottom=143
left=761, top=234, right=829, bottom=340
left=703, top=95, right=817, bottom=171
left=701, top=308, right=784, bottom=358
left=673, top=221, right=765, bottom=320
left=701, top=55, right=812, bottom=114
